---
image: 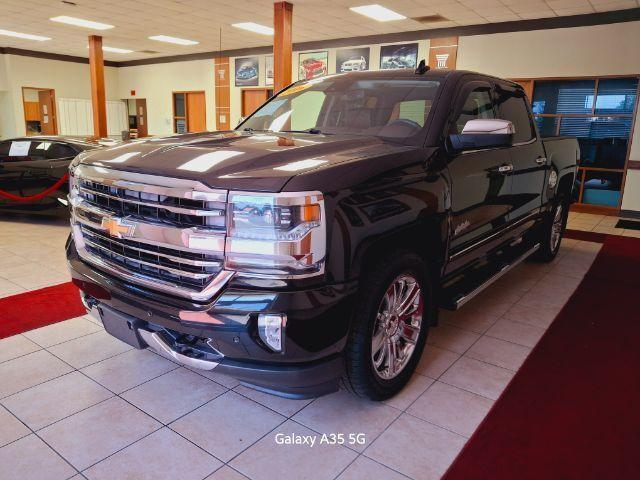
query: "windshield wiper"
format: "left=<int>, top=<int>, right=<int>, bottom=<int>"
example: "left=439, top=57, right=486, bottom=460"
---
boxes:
left=280, top=128, right=323, bottom=134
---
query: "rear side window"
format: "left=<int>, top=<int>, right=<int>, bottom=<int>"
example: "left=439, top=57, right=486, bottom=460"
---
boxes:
left=452, top=88, right=495, bottom=134
left=495, top=89, right=535, bottom=143
left=46, top=142, right=77, bottom=159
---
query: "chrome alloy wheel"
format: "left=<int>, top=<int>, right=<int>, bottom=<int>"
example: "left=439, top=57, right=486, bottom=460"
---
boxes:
left=371, top=274, right=424, bottom=380
left=550, top=204, right=564, bottom=252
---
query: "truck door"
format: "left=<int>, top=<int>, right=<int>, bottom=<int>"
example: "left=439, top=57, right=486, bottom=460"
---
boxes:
left=446, top=81, right=514, bottom=262
left=494, top=84, right=546, bottom=222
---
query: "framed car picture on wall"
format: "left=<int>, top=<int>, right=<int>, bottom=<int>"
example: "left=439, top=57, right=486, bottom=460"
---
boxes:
left=336, top=47, right=370, bottom=73
left=265, top=55, right=274, bottom=86
left=380, top=43, right=419, bottom=70
left=298, top=51, right=328, bottom=80
left=235, top=57, right=259, bottom=86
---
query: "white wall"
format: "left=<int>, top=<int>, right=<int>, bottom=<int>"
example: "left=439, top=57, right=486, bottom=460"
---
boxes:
left=0, top=54, right=119, bottom=139
left=117, top=59, right=215, bottom=136
left=457, top=22, right=640, bottom=78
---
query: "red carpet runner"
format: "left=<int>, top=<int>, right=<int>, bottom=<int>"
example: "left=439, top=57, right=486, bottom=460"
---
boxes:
left=0, top=282, right=85, bottom=339
left=443, top=235, right=640, bottom=480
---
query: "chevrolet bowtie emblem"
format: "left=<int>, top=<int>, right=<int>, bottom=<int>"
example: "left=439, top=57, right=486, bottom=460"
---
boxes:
left=101, top=217, right=136, bottom=239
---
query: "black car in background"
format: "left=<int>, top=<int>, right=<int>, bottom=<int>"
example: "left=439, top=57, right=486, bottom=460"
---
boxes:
left=0, top=136, right=103, bottom=216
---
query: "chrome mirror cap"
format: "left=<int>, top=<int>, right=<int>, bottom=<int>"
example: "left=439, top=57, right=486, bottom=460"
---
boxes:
left=462, top=119, right=515, bottom=135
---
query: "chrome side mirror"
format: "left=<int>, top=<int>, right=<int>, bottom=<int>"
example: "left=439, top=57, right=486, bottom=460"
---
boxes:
left=450, top=119, right=515, bottom=152
left=461, top=119, right=515, bottom=135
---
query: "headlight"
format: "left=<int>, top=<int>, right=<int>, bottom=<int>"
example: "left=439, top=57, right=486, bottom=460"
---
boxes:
left=225, top=191, right=326, bottom=278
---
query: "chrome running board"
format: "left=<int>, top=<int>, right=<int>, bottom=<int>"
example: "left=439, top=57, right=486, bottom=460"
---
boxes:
left=453, top=243, right=540, bottom=310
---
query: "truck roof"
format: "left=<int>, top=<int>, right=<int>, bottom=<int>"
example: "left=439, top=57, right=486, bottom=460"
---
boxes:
left=324, top=68, right=522, bottom=90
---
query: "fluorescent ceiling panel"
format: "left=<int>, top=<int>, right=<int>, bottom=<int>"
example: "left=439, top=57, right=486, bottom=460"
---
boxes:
left=50, top=15, right=114, bottom=30
left=349, top=4, right=406, bottom=22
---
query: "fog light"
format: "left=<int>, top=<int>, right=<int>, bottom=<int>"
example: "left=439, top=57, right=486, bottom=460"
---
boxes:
left=258, top=314, right=286, bottom=352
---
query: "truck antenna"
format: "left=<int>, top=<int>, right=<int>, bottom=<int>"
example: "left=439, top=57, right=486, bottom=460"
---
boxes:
left=415, top=59, right=430, bottom=75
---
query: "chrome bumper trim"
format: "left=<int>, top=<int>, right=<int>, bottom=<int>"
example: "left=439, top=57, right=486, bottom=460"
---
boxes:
left=138, top=329, right=221, bottom=371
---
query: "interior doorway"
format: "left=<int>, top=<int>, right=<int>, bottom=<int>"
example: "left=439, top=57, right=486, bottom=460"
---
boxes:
left=173, top=91, right=207, bottom=133
left=22, top=87, right=58, bottom=136
left=241, top=88, right=273, bottom=119
left=124, top=98, right=148, bottom=138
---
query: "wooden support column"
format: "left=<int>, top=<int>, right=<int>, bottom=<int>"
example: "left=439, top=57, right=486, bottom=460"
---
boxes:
left=88, top=35, right=107, bottom=138
left=214, top=57, right=231, bottom=130
left=273, top=1, right=293, bottom=92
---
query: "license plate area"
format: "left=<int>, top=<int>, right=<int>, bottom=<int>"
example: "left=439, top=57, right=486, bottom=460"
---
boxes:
left=99, top=305, right=147, bottom=349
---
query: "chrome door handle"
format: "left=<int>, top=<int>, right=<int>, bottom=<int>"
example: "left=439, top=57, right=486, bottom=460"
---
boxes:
left=535, top=157, right=547, bottom=165
left=497, top=164, right=514, bottom=174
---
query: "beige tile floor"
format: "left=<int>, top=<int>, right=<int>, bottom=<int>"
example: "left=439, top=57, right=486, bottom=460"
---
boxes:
left=0, top=216, right=610, bottom=480
left=567, top=211, right=640, bottom=237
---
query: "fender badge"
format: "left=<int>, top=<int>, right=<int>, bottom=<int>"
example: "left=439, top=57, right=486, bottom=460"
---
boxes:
left=101, top=217, right=136, bottom=239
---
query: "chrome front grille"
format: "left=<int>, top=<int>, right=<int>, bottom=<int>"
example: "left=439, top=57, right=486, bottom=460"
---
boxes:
left=70, top=164, right=234, bottom=301
left=80, top=225, right=222, bottom=291
left=78, top=178, right=225, bottom=229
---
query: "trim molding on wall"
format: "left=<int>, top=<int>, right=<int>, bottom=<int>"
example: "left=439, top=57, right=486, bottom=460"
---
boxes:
left=0, top=47, right=119, bottom=67
left=1, top=9, right=639, bottom=69
left=628, top=161, right=640, bottom=170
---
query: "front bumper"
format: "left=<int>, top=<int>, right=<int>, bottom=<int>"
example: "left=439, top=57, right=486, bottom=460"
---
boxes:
left=67, top=238, right=357, bottom=398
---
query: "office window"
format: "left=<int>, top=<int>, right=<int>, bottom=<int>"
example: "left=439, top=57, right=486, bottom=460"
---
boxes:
left=531, top=76, right=639, bottom=210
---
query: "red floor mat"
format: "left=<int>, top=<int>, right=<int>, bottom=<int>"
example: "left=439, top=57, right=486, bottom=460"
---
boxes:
left=0, top=282, right=85, bottom=339
left=443, top=236, right=640, bottom=480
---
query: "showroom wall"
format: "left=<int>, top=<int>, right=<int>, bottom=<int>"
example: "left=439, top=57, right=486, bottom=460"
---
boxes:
left=0, top=54, right=120, bottom=139
left=117, top=59, right=215, bottom=136
left=228, top=40, right=430, bottom=126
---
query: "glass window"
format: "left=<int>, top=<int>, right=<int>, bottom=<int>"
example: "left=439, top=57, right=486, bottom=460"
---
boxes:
left=580, top=171, right=623, bottom=207
left=451, top=88, right=494, bottom=134
left=495, top=90, right=534, bottom=143
left=174, top=93, right=186, bottom=117
left=175, top=119, right=187, bottom=134
left=595, top=78, right=638, bottom=114
left=0, top=141, right=10, bottom=158
left=290, top=91, right=325, bottom=131
left=532, top=80, right=596, bottom=114
left=535, top=116, right=558, bottom=137
left=560, top=117, right=632, bottom=169
left=240, top=77, right=441, bottom=145
left=27, top=141, right=47, bottom=160
left=46, top=142, right=77, bottom=159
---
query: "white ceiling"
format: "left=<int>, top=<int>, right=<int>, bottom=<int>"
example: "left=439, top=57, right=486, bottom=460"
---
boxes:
left=0, top=0, right=637, bottom=61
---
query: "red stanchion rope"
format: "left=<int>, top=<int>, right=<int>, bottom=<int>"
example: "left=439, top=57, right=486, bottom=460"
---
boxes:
left=0, top=173, right=69, bottom=202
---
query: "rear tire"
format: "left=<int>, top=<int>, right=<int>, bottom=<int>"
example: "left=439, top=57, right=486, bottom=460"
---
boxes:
left=342, top=252, right=432, bottom=400
left=532, top=197, right=569, bottom=263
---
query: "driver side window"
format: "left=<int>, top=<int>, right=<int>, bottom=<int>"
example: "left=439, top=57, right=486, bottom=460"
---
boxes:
left=452, top=88, right=495, bottom=134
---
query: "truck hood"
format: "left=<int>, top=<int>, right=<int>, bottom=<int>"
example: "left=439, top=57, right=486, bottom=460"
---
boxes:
left=77, top=131, right=413, bottom=192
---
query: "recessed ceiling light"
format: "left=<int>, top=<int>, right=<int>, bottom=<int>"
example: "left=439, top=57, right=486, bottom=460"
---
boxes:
left=232, top=22, right=274, bottom=35
left=350, top=4, right=406, bottom=22
left=86, top=45, right=133, bottom=53
left=50, top=15, right=114, bottom=30
left=0, top=29, right=51, bottom=41
left=148, top=35, right=199, bottom=45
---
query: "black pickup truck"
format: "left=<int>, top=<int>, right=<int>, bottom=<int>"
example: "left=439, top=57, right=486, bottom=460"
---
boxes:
left=66, top=69, right=578, bottom=400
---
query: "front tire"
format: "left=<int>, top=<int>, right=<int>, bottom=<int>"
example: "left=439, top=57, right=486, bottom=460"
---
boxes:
left=343, top=252, right=432, bottom=400
left=532, top=197, right=569, bottom=262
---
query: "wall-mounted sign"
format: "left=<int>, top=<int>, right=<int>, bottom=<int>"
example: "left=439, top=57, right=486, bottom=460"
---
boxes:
left=265, top=56, right=274, bottom=86
left=429, top=37, right=458, bottom=70
left=380, top=43, right=418, bottom=70
left=336, top=47, right=370, bottom=73
left=298, top=51, right=328, bottom=80
left=235, top=57, right=259, bottom=87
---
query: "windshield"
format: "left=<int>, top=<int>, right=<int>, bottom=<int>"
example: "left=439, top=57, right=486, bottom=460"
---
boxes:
left=238, top=75, right=441, bottom=145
